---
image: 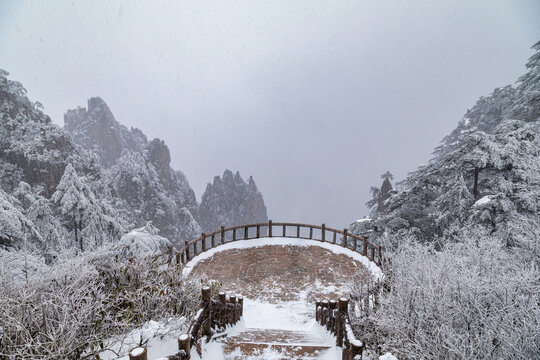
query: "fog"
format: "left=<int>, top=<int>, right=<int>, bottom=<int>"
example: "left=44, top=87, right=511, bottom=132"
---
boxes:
left=1, top=0, right=539, bottom=227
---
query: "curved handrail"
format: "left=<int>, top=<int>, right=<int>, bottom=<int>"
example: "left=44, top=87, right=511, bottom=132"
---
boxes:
left=175, top=220, right=384, bottom=269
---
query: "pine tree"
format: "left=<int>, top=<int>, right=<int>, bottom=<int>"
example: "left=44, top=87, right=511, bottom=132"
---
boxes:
left=366, top=171, right=395, bottom=216
left=513, top=41, right=540, bottom=121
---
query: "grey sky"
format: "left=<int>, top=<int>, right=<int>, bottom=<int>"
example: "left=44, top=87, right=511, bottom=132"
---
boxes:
left=1, top=0, right=539, bottom=228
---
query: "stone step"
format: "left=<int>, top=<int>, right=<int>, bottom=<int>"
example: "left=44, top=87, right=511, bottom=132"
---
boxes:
left=220, top=328, right=332, bottom=359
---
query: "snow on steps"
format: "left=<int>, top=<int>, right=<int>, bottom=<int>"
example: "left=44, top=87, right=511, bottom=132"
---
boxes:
left=219, top=327, right=332, bottom=359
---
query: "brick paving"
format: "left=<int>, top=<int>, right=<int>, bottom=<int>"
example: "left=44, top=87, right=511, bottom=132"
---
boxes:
left=190, top=244, right=370, bottom=303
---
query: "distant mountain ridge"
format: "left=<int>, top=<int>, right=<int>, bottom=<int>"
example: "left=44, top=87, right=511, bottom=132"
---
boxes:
left=0, top=72, right=268, bottom=252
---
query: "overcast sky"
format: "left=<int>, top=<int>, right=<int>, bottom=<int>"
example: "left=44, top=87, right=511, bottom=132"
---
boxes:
left=1, top=1, right=539, bottom=227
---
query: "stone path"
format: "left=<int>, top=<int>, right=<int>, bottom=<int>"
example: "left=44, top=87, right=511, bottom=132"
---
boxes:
left=190, top=244, right=370, bottom=302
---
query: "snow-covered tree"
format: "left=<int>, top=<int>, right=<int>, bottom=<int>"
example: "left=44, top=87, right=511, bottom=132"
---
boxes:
left=513, top=40, right=540, bottom=121
left=0, top=189, right=42, bottom=249
left=51, top=164, right=124, bottom=251
left=366, top=171, right=395, bottom=216
left=354, top=229, right=539, bottom=359
left=368, top=43, right=540, bottom=244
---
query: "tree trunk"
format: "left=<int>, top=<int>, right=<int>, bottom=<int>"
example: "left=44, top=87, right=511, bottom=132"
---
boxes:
left=73, top=215, right=78, bottom=249
left=79, top=219, right=83, bottom=252
left=473, top=168, right=480, bottom=199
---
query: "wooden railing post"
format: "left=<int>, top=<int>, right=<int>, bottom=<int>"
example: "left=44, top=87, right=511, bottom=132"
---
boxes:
left=129, top=346, right=147, bottom=360
left=238, top=296, right=244, bottom=318
left=178, top=333, right=190, bottom=359
left=343, top=228, right=348, bottom=248
left=309, top=226, right=313, bottom=239
left=371, top=246, right=375, bottom=262
left=201, top=233, right=206, bottom=252
left=230, top=294, right=237, bottom=324
left=297, top=225, right=300, bottom=238
left=321, top=300, right=329, bottom=326
left=256, top=224, right=260, bottom=238
left=218, top=292, right=226, bottom=326
left=283, top=224, right=286, bottom=237
left=342, top=337, right=351, bottom=360
left=353, top=237, right=357, bottom=252
left=321, top=224, right=325, bottom=242
left=268, top=220, right=273, bottom=237
left=336, top=297, right=349, bottom=347
left=350, top=339, right=365, bottom=359
left=221, top=226, right=225, bottom=244
left=185, top=241, right=190, bottom=261
left=363, top=238, right=368, bottom=256
left=333, top=232, right=336, bottom=244
left=245, top=226, right=249, bottom=239
left=315, top=300, right=321, bottom=322
left=328, top=299, right=337, bottom=332
left=211, top=233, right=215, bottom=248
left=233, top=228, right=237, bottom=241
left=201, top=287, right=211, bottom=337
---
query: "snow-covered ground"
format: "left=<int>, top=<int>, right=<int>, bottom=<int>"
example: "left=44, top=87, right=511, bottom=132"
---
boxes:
left=102, top=237, right=390, bottom=359
left=99, top=317, right=187, bottom=360
left=201, top=298, right=341, bottom=360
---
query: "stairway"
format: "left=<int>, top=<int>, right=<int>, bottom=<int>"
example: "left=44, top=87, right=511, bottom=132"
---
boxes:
left=218, top=327, right=332, bottom=359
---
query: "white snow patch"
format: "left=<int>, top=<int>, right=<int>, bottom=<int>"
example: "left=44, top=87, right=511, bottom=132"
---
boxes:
left=114, top=223, right=171, bottom=257
left=99, top=317, right=186, bottom=360
left=182, top=237, right=383, bottom=280
left=474, top=195, right=492, bottom=207
left=130, top=347, right=145, bottom=356
left=355, top=218, right=372, bottom=223
left=380, top=353, right=398, bottom=360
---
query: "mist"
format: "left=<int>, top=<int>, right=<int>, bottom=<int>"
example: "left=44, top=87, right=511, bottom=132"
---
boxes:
left=1, top=0, right=539, bottom=227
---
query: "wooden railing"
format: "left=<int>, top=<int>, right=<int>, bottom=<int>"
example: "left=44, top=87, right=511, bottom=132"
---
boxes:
left=176, top=220, right=383, bottom=267
left=316, top=297, right=364, bottom=360
left=127, top=286, right=243, bottom=360
left=316, top=280, right=387, bottom=360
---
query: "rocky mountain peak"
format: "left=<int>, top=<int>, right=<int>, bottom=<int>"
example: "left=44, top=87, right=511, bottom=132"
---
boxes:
left=147, top=138, right=172, bottom=186
left=64, top=97, right=147, bottom=167
left=199, top=170, right=268, bottom=232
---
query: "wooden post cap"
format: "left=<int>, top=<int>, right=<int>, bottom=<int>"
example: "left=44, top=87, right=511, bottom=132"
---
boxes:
left=201, top=286, right=211, bottom=300
left=229, top=294, right=237, bottom=303
left=350, top=339, right=364, bottom=356
left=178, top=333, right=190, bottom=356
left=219, top=291, right=226, bottom=302
left=329, top=299, right=337, bottom=309
left=129, top=346, right=147, bottom=360
left=338, top=297, right=349, bottom=311
left=321, top=299, right=329, bottom=307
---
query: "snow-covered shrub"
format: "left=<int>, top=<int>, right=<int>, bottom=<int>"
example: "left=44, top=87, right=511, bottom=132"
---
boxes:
left=113, top=222, right=172, bottom=258
left=354, top=228, right=539, bottom=359
left=0, top=245, right=201, bottom=359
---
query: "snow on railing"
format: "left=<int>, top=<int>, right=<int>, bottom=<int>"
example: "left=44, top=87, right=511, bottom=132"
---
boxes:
left=316, top=297, right=365, bottom=359
left=127, top=286, right=243, bottom=360
left=316, top=280, right=388, bottom=359
left=175, top=220, right=384, bottom=268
